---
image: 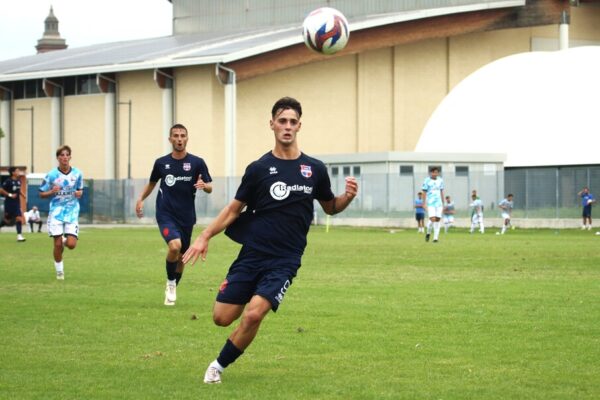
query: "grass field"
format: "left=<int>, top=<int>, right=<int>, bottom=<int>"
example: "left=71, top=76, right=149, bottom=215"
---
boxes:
left=1, top=226, right=599, bottom=399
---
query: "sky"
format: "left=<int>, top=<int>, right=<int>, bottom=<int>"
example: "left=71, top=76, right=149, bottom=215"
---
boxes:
left=0, top=0, right=173, bottom=61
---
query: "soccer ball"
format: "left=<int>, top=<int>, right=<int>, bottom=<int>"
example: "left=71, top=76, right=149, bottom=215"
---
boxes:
left=302, top=7, right=350, bottom=55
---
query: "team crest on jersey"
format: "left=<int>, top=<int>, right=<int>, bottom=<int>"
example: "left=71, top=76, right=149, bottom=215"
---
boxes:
left=183, top=163, right=191, bottom=171
left=165, top=164, right=170, bottom=169
left=300, top=164, right=312, bottom=178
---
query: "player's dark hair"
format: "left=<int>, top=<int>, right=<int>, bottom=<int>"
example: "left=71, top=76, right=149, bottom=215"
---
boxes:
left=271, top=97, right=302, bottom=119
left=430, top=166, right=439, bottom=172
left=8, top=166, right=17, bottom=175
left=56, top=145, right=71, bottom=157
left=508, top=193, right=513, bottom=197
left=170, top=124, right=188, bottom=136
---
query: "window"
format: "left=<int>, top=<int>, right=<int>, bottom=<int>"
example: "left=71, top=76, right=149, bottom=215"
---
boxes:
left=343, top=166, right=351, bottom=176
left=352, top=166, right=361, bottom=177
left=428, top=165, right=442, bottom=174
left=77, top=75, right=100, bottom=94
left=400, top=165, right=413, bottom=176
left=456, top=166, right=469, bottom=177
left=331, top=166, right=339, bottom=176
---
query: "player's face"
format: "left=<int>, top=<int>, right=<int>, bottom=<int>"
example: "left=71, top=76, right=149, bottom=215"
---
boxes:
left=169, top=128, right=188, bottom=153
left=57, top=150, right=71, bottom=168
left=10, top=168, right=20, bottom=178
left=430, top=170, right=439, bottom=179
left=270, top=108, right=301, bottom=146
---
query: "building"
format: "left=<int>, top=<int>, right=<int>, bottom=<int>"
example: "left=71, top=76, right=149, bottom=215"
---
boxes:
left=0, top=0, right=598, bottom=193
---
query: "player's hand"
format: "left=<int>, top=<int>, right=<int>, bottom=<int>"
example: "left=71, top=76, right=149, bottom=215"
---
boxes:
left=182, top=235, right=209, bottom=265
left=74, top=190, right=83, bottom=199
left=51, top=185, right=61, bottom=195
left=194, top=174, right=207, bottom=190
left=135, top=200, right=144, bottom=218
left=344, top=176, right=358, bottom=199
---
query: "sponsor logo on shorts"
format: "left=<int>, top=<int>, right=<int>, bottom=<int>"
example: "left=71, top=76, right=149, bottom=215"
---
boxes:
left=274, top=279, right=291, bottom=304
left=164, top=174, right=193, bottom=187
left=269, top=182, right=313, bottom=201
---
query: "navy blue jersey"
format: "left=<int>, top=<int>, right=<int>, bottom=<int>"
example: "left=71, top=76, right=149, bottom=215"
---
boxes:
left=225, top=151, right=335, bottom=257
left=149, top=153, right=212, bottom=227
left=2, top=177, right=22, bottom=213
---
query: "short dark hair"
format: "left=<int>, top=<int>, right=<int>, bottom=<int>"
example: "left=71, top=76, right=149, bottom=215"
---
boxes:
left=430, top=166, right=439, bottom=172
left=56, top=145, right=71, bottom=157
left=170, top=124, right=188, bottom=136
left=8, top=166, right=18, bottom=175
left=507, top=193, right=513, bottom=197
left=271, top=97, right=302, bottom=119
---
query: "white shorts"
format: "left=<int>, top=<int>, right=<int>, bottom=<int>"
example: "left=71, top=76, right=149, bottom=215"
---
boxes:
left=47, top=220, right=79, bottom=237
left=443, top=215, right=454, bottom=223
left=501, top=212, right=511, bottom=220
left=471, top=213, right=483, bottom=224
left=427, top=206, right=443, bottom=219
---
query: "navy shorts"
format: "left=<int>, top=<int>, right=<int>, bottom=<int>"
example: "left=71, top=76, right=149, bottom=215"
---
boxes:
left=582, top=206, right=592, bottom=218
left=217, top=246, right=301, bottom=312
left=157, top=219, right=193, bottom=254
left=3, top=208, right=22, bottom=225
left=415, top=213, right=425, bottom=221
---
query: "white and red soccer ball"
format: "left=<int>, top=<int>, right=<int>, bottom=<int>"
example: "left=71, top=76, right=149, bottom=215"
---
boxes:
left=302, top=7, right=350, bottom=55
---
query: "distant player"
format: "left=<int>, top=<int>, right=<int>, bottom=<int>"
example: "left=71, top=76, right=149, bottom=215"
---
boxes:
left=136, top=123, right=212, bottom=306
left=422, top=167, right=444, bottom=242
left=469, top=192, right=484, bottom=234
left=498, top=194, right=514, bottom=234
left=39, top=146, right=84, bottom=280
left=442, top=195, right=455, bottom=233
left=414, top=191, right=425, bottom=233
left=577, top=187, right=595, bottom=230
left=0, top=167, right=26, bottom=242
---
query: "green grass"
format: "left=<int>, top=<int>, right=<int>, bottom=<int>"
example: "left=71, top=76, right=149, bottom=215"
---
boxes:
left=1, top=226, right=599, bottom=399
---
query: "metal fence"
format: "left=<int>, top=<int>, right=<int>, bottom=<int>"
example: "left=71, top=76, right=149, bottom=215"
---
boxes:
left=25, top=166, right=598, bottom=224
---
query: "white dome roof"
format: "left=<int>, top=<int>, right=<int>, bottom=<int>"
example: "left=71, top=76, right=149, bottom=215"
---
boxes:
left=416, top=46, right=600, bottom=167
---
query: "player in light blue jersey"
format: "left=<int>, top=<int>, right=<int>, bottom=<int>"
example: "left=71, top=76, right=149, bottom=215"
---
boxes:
left=39, top=145, right=83, bottom=280
left=443, top=195, right=455, bottom=233
left=422, top=167, right=444, bottom=242
left=469, top=192, right=484, bottom=234
left=498, top=194, right=514, bottom=234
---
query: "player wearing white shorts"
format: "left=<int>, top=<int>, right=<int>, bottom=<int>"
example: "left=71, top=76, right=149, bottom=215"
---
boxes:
left=443, top=195, right=455, bottom=233
left=498, top=194, right=514, bottom=234
left=39, top=145, right=84, bottom=280
left=469, top=193, right=484, bottom=234
left=422, top=167, right=444, bottom=243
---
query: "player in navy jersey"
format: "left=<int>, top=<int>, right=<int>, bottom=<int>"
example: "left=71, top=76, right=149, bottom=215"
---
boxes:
left=136, top=124, right=212, bottom=306
left=182, top=97, right=358, bottom=384
left=0, top=167, right=26, bottom=242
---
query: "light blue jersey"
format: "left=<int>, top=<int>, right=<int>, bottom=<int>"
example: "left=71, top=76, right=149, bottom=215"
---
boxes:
left=422, top=177, right=444, bottom=207
left=443, top=201, right=455, bottom=216
left=498, top=198, right=513, bottom=214
left=39, top=167, right=84, bottom=223
left=470, top=198, right=483, bottom=216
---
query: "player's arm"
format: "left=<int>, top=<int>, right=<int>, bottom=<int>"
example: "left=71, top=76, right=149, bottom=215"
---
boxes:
left=0, top=187, right=15, bottom=198
left=182, top=199, right=246, bottom=265
left=135, top=181, right=158, bottom=218
left=194, top=175, right=213, bottom=194
left=319, top=177, right=358, bottom=216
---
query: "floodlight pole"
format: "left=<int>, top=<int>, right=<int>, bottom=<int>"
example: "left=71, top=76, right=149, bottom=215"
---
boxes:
left=118, top=100, right=132, bottom=179
left=17, top=106, right=34, bottom=173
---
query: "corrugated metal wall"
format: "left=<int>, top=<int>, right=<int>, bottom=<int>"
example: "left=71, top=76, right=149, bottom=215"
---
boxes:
left=172, top=0, right=522, bottom=34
